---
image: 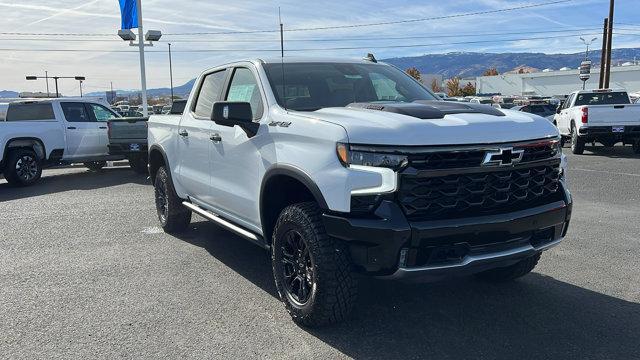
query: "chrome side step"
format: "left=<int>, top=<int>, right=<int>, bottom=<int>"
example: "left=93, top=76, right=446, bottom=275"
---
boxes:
left=181, top=201, right=268, bottom=249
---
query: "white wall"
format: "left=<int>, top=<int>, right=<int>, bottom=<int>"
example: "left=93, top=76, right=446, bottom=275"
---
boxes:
left=477, top=65, right=640, bottom=96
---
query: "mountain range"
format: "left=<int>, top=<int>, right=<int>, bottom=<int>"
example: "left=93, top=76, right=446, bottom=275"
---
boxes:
left=2, top=48, right=639, bottom=98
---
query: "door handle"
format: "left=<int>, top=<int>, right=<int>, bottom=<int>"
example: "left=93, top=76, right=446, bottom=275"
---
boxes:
left=67, top=126, right=76, bottom=130
left=178, top=129, right=189, bottom=137
left=210, top=133, right=222, bottom=142
left=99, top=126, right=107, bottom=129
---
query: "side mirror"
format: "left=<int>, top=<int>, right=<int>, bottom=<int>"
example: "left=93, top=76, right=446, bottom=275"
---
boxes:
left=211, top=101, right=258, bottom=137
left=555, top=104, right=563, bottom=114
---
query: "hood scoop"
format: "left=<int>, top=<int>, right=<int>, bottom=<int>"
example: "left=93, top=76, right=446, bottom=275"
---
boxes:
left=346, top=100, right=505, bottom=119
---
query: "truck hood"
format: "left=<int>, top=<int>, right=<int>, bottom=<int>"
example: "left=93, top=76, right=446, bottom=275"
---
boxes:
left=293, top=102, right=559, bottom=146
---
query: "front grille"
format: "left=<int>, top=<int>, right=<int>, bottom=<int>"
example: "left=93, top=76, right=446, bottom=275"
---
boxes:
left=398, top=163, right=561, bottom=221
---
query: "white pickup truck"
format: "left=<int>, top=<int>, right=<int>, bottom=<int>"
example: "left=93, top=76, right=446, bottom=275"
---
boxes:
left=0, top=98, right=124, bottom=186
left=554, top=89, right=640, bottom=154
left=148, top=58, right=572, bottom=326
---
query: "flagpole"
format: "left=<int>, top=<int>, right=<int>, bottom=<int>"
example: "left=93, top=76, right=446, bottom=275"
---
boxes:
left=136, top=0, right=148, bottom=117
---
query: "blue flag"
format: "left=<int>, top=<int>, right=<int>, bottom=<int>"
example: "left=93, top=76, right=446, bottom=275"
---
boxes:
left=118, top=0, right=138, bottom=29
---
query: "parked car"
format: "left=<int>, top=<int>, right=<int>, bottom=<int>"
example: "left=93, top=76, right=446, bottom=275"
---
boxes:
left=0, top=99, right=125, bottom=186
left=554, top=89, right=640, bottom=154
left=147, top=58, right=571, bottom=326
left=512, top=103, right=556, bottom=122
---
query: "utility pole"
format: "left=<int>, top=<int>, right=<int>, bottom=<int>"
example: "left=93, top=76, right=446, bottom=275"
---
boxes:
left=603, top=0, right=615, bottom=88
left=599, top=18, right=608, bottom=89
left=168, top=42, right=174, bottom=103
left=45, top=71, right=50, bottom=97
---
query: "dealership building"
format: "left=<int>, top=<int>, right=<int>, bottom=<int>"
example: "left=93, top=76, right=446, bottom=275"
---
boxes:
left=476, top=64, right=640, bottom=97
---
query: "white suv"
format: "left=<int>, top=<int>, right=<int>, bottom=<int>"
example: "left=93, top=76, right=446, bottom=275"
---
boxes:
left=148, top=58, right=572, bottom=326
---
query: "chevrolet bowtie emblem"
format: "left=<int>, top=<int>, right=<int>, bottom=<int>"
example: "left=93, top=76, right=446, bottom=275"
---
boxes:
left=482, top=147, right=524, bottom=166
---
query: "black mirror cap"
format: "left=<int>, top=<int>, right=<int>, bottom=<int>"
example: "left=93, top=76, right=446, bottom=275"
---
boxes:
left=211, top=101, right=258, bottom=137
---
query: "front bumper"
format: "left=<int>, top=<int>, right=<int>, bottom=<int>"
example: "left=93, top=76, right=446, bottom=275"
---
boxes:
left=323, top=182, right=572, bottom=280
left=578, top=125, right=640, bottom=143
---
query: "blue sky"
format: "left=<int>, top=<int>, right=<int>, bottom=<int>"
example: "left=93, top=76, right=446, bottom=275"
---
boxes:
left=0, top=0, right=638, bottom=94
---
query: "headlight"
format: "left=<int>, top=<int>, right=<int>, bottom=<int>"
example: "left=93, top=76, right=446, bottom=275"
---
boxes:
left=337, top=143, right=407, bottom=169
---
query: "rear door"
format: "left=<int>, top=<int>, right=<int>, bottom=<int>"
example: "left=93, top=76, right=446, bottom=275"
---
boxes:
left=176, top=68, right=228, bottom=204
left=60, top=102, right=103, bottom=159
left=86, top=103, right=120, bottom=154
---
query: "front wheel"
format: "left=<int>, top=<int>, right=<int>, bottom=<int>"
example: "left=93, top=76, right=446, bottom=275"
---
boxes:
left=4, top=148, right=42, bottom=186
left=84, top=161, right=106, bottom=171
left=129, top=156, right=148, bottom=174
left=272, top=202, right=358, bottom=327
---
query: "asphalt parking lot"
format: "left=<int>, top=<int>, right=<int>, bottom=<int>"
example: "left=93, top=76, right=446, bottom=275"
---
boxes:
left=1, top=146, right=639, bottom=359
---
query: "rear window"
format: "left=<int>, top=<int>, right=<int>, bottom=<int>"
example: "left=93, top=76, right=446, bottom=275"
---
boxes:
left=574, top=92, right=630, bottom=106
left=6, top=103, right=55, bottom=121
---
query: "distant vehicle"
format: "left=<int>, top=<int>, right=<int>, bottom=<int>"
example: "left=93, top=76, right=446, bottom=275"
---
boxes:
left=512, top=104, right=556, bottom=122
left=554, top=89, right=640, bottom=154
left=469, top=97, right=494, bottom=105
left=0, top=99, right=125, bottom=186
left=434, top=92, right=449, bottom=99
left=107, top=116, right=149, bottom=174
left=147, top=58, right=571, bottom=326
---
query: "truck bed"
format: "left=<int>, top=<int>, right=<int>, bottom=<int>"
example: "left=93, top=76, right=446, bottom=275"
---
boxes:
left=107, top=117, right=148, bottom=156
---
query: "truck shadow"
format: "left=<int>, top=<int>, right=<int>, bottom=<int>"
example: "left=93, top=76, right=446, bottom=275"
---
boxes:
left=174, top=220, right=640, bottom=359
left=0, top=166, right=148, bottom=202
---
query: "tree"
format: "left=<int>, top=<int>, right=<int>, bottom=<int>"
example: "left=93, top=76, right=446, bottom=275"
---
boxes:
left=461, top=82, right=476, bottom=97
left=430, top=78, right=442, bottom=92
left=446, top=77, right=461, bottom=97
left=405, top=67, right=421, bottom=81
left=483, top=67, right=499, bottom=76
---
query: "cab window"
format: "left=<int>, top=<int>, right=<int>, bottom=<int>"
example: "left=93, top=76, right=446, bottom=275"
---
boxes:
left=226, top=67, right=264, bottom=120
left=88, top=104, right=119, bottom=121
left=61, top=102, right=92, bottom=122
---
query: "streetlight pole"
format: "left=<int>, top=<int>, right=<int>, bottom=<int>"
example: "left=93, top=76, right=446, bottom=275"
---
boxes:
left=26, top=75, right=84, bottom=98
left=168, top=42, right=174, bottom=103
left=79, top=80, right=83, bottom=97
left=136, top=0, right=149, bottom=117
left=579, top=37, right=597, bottom=90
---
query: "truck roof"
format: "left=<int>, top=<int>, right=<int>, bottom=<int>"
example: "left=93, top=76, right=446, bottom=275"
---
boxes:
left=257, top=57, right=387, bottom=65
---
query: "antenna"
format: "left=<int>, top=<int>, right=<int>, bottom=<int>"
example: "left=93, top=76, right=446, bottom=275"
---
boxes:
left=279, top=7, right=287, bottom=112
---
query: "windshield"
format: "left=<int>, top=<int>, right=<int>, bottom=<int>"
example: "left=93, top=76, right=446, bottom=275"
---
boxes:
left=574, top=92, right=630, bottom=106
left=263, top=62, right=437, bottom=111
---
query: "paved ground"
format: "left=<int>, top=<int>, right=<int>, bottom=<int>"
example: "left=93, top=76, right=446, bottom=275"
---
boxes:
left=1, top=146, right=639, bottom=359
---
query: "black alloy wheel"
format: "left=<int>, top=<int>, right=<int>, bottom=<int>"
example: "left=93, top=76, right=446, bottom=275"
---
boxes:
left=280, top=230, right=315, bottom=305
left=15, top=154, right=39, bottom=182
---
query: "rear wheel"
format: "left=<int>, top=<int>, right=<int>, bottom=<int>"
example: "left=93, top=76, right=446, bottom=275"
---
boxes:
left=84, top=161, right=106, bottom=171
left=4, top=148, right=42, bottom=186
left=476, top=253, right=541, bottom=282
left=600, top=139, right=616, bottom=148
left=272, top=202, right=357, bottom=327
left=570, top=124, right=585, bottom=155
left=154, top=166, right=191, bottom=233
left=129, top=156, right=148, bottom=174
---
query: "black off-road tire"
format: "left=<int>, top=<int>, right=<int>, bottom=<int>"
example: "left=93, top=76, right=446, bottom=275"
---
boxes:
left=4, top=148, right=42, bottom=187
left=129, top=156, right=148, bottom=174
left=84, top=161, right=106, bottom=171
left=154, top=166, right=191, bottom=233
left=476, top=253, right=541, bottom=282
left=570, top=124, right=585, bottom=155
left=600, top=139, right=616, bottom=148
left=272, top=202, right=358, bottom=327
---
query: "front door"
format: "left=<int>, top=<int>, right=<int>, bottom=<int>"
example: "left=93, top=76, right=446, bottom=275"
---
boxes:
left=176, top=69, right=228, bottom=204
left=209, top=66, right=265, bottom=229
left=86, top=103, right=119, bottom=155
left=60, top=102, right=103, bottom=159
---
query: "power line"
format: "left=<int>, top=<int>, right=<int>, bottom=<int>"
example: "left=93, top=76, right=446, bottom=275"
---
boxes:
left=3, top=27, right=638, bottom=44
left=1, top=31, right=629, bottom=53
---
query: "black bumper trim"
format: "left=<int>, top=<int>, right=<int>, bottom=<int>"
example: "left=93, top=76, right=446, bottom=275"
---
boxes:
left=323, top=191, right=572, bottom=276
left=108, top=143, right=148, bottom=156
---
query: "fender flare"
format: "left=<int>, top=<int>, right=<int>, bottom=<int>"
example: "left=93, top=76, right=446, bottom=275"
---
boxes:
left=3, top=137, right=46, bottom=162
left=260, top=164, right=329, bottom=211
left=148, top=144, right=170, bottom=180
